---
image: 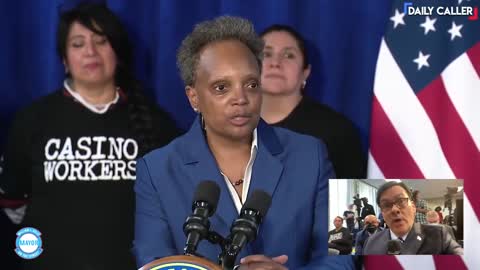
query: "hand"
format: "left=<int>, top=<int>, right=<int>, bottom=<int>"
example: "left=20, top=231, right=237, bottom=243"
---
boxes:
left=237, top=254, right=288, bottom=270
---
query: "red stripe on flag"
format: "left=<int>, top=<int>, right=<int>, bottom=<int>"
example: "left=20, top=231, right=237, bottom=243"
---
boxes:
left=466, top=42, right=480, bottom=78
left=364, top=256, right=404, bottom=270
left=369, top=96, right=424, bottom=178
left=433, top=255, right=468, bottom=270
left=417, top=77, right=480, bottom=220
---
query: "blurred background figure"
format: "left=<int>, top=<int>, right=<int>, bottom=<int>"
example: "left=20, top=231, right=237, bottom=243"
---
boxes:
left=355, top=214, right=383, bottom=255
left=343, top=204, right=356, bottom=233
left=259, top=24, right=366, bottom=179
left=353, top=193, right=363, bottom=217
left=435, top=206, right=444, bottom=224
left=413, top=190, right=428, bottom=224
left=328, top=216, right=353, bottom=255
left=360, top=197, right=375, bottom=221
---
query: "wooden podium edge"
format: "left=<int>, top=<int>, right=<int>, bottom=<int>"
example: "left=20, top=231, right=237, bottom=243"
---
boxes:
left=140, top=255, right=222, bottom=270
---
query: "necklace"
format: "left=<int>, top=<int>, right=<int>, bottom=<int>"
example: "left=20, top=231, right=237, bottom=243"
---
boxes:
left=233, top=179, right=244, bottom=186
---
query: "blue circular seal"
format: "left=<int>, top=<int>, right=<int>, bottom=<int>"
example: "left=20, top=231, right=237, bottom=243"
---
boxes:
left=15, top=227, right=43, bottom=259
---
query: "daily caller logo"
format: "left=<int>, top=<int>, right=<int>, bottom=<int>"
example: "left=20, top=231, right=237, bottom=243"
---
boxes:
left=404, top=1, right=478, bottom=20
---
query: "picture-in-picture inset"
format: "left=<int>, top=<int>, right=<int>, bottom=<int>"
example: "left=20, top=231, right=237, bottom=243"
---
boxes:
left=328, top=179, right=464, bottom=255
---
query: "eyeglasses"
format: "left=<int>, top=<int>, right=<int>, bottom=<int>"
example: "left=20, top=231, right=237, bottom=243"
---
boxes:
left=379, top=197, right=410, bottom=211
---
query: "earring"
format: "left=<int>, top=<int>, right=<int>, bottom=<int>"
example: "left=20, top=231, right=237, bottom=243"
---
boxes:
left=302, top=81, right=307, bottom=89
left=193, top=107, right=199, bottom=113
left=200, top=113, right=206, bottom=130
left=64, top=65, right=69, bottom=75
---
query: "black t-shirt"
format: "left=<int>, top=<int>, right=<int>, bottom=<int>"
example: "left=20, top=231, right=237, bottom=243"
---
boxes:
left=0, top=90, right=179, bottom=269
left=272, top=96, right=366, bottom=178
left=328, top=227, right=353, bottom=255
left=343, top=210, right=355, bottom=227
left=361, top=204, right=376, bottom=220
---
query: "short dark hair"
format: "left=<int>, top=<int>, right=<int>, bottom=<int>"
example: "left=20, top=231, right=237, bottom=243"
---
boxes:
left=376, top=181, right=412, bottom=206
left=177, top=16, right=264, bottom=86
left=334, top=216, right=344, bottom=222
left=260, top=24, right=309, bottom=69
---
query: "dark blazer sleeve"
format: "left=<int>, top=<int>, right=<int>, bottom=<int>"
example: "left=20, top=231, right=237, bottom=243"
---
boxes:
left=132, top=157, right=177, bottom=267
left=297, top=142, right=355, bottom=269
left=441, top=225, right=463, bottom=255
left=445, top=225, right=456, bottom=241
left=355, top=230, right=365, bottom=255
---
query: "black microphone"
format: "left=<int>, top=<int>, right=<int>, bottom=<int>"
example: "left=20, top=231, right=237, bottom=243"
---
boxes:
left=222, top=190, right=272, bottom=269
left=183, top=180, right=220, bottom=256
left=387, top=239, right=402, bottom=255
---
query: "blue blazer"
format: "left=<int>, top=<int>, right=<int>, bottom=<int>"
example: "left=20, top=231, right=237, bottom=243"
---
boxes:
left=133, top=118, right=354, bottom=269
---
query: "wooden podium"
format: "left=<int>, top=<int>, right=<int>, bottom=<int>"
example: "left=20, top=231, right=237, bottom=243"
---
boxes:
left=140, top=255, right=222, bottom=270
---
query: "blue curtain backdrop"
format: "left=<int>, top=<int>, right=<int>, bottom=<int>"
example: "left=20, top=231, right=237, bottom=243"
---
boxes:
left=0, top=0, right=391, bottom=267
left=0, top=0, right=392, bottom=151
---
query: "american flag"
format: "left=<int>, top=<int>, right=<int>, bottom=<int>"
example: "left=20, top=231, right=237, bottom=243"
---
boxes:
left=366, top=0, right=479, bottom=269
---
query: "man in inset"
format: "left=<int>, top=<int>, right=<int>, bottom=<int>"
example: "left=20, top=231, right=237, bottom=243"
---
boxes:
left=363, top=181, right=463, bottom=255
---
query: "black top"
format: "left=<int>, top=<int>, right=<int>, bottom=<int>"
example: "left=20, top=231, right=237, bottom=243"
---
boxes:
left=343, top=210, right=355, bottom=227
left=0, top=90, right=179, bottom=270
left=328, top=227, right=353, bottom=255
left=361, top=204, right=376, bottom=220
left=271, top=96, right=366, bottom=178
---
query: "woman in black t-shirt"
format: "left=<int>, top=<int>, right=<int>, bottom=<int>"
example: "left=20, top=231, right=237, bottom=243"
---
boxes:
left=0, top=3, right=179, bottom=270
left=259, top=24, right=366, bottom=178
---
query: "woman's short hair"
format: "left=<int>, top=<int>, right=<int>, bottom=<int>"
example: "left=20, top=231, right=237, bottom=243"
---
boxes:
left=260, top=24, right=309, bottom=69
left=177, top=16, right=264, bottom=86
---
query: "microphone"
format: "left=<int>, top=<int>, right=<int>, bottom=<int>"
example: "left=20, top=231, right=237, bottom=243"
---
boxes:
left=387, top=239, right=402, bottom=255
left=222, top=190, right=272, bottom=269
left=183, top=180, right=220, bottom=256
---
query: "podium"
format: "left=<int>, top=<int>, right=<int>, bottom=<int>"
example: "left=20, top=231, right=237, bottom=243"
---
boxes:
left=140, top=255, right=222, bottom=270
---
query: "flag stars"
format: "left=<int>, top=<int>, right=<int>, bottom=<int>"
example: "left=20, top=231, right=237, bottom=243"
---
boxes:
left=413, top=51, right=431, bottom=70
left=448, top=21, right=463, bottom=41
left=390, top=9, right=406, bottom=29
left=420, top=16, right=436, bottom=35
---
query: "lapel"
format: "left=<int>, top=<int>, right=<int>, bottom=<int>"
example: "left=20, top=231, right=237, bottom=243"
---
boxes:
left=243, top=120, right=284, bottom=258
left=401, top=223, right=425, bottom=254
left=248, top=120, right=284, bottom=200
left=179, top=117, right=237, bottom=232
left=178, top=118, right=284, bottom=235
left=378, top=229, right=392, bottom=254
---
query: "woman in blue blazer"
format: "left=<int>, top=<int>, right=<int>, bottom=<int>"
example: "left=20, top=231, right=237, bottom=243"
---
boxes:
left=133, top=16, right=354, bottom=270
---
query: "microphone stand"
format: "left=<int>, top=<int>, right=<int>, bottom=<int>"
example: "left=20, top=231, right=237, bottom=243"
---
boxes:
left=220, top=246, right=238, bottom=270
left=205, top=231, right=236, bottom=270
